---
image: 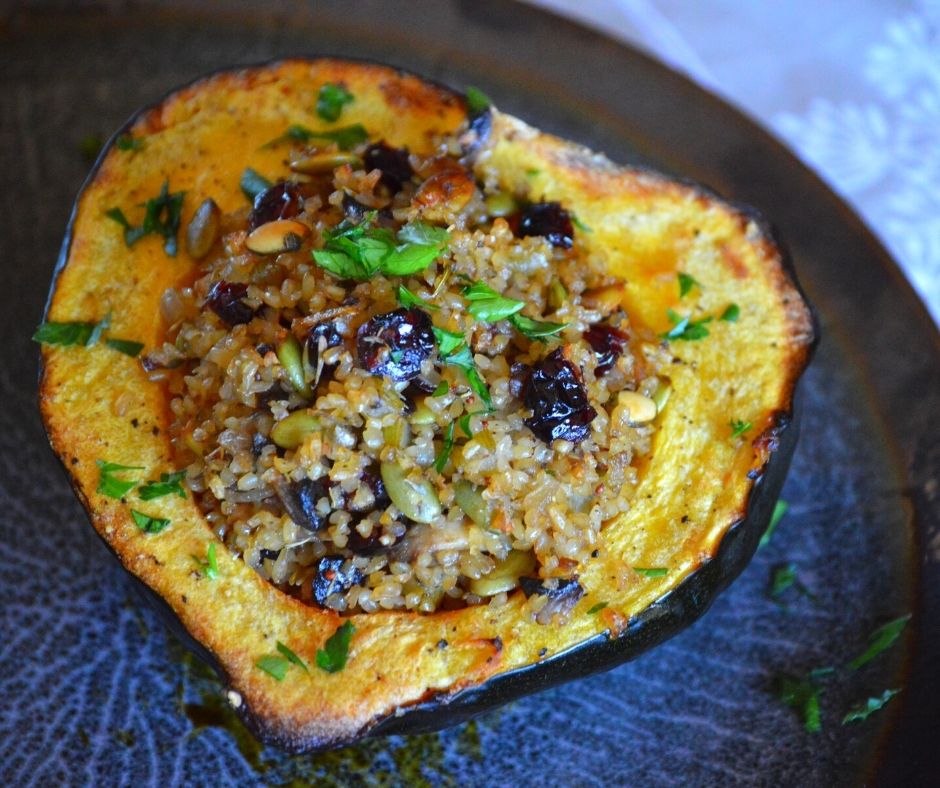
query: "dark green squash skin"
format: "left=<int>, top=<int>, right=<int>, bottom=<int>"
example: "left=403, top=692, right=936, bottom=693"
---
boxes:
left=40, top=59, right=819, bottom=753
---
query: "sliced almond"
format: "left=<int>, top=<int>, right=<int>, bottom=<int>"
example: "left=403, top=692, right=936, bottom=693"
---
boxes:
left=290, top=151, right=363, bottom=174
left=612, top=390, right=658, bottom=427
left=245, top=220, right=310, bottom=255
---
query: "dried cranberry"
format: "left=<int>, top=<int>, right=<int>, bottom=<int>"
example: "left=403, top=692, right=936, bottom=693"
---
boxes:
left=519, top=576, right=584, bottom=623
left=205, top=281, right=255, bottom=326
left=259, top=548, right=281, bottom=562
left=359, top=467, right=391, bottom=511
left=275, top=477, right=328, bottom=532
left=248, top=182, right=305, bottom=230
left=356, top=308, right=434, bottom=382
left=522, top=348, right=597, bottom=443
left=346, top=528, right=383, bottom=555
left=513, top=202, right=574, bottom=249
left=342, top=194, right=368, bottom=220
left=306, top=321, right=345, bottom=368
left=584, top=323, right=630, bottom=376
left=364, top=142, right=413, bottom=193
left=312, top=555, right=364, bottom=606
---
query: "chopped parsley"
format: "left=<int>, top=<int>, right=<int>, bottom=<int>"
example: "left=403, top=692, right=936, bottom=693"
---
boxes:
left=255, top=655, right=289, bottom=681
left=34, top=320, right=101, bottom=348
left=240, top=167, right=272, bottom=201
left=193, top=543, right=219, bottom=580
left=316, top=83, right=354, bottom=122
left=720, top=303, right=740, bottom=322
left=104, top=338, right=144, bottom=357
left=768, top=562, right=817, bottom=603
left=465, top=86, right=492, bottom=114
left=397, top=221, right=450, bottom=246
left=775, top=673, right=823, bottom=733
left=848, top=614, right=911, bottom=670
left=316, top=620, right=355, bottom=673
left=634, top=567, right=669, bottom=578
left=730, top=419, right=752, bottom=439
left=432, top=326, right=465, bottom=356
left=276, top=641, right=309, bottom=673
left=587, top=601, right=608, bottom=614
left=509, top=314, right=567, bottom=340
left=434, top=421, right=456, bottom=473
left=115, top=134, right=144, bottom=152
left=571, top=215, right=593, bottom=234
left=662, top=309, right=712, bottom=341
left=842, top=688, right=901, bottom=724
left=96, top=460, right=142, bottom=499
left=397, top=285, right=439, bottom=311
left=264, top=123, right=368, bottom=151
left=677, top=272, right=699, bottom=298
left=105, top=180, right=185, bottom=256
left=138, top=471, right=187, bottom=501
left=130, top=509, right=170, bottom=534
left=458, top=413, right=474, bottom=439
left=463, top=281, right=525, bottom=322
left=432, top=328, right=492, bottom=409
left=759, top=499, right=789, bottom=549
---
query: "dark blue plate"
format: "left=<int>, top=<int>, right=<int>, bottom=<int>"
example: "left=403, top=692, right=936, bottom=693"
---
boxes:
left=2, top=2, right=937, bottom=785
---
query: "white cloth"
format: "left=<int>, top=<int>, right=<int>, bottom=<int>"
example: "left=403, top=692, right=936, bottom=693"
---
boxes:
left=527, top=0, right=940, bottom=325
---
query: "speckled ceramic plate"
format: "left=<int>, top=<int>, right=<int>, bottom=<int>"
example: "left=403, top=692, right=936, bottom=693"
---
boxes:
left=3, top=2, right=938, bottom=785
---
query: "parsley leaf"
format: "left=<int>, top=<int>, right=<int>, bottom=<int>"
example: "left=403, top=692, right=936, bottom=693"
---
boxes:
left=842, top=688, right=901, bottom=724
left=465, top=86, right=491, bottom=114
left=255, top=655, right=290, bottom=681
left=433, top=332, right=492, bottom=409
left=848, top=614, right=911, bottom=670
left=571, top=215, right=592, bottom=233
left=96, top=460, right=143, bottom=499
left=587, top=601, right=608, bottom=614
left=730, top=419, right=752, bottom=439
left=720, top=303, right=740, bottom=322
left=434, top=421, right=456, bottom=473
left=382, top=242, right=447, bottom=276
left=678, top=272, right=699, bottom=298
left=105, top=338, right=144, bottom=357
left=463, top=281, right=525, bottom=322
left=775, top=673, right=823, bottom=733
left=768, top=562, right=816, bottom=603
left=662, top=309, right=712, bottom=341
left=759, top=499, right=789, bottom=549
left=130, top=509, right=170, bottom=534
left=138, top=471, right=187, bottom=501
left=316, top=83, right=354, bottom=122
left=458, top=413, right=474, bottom=439
left=397, top=221, right=450, bottom=246
left=432, top=326, right=466, bottom=357
left=316, top=620, right=355, bottom=673
left=240, top=168, right=272, bottom=201
left=105, top=180, right=185, bottom=256
left=33, top=320, right=100, bottom=348
left=634, top=567, right=669, bottom=577
left=509, top=313, right=567, bottom=340
left=397, top=285, right=439, bottom=311
left=116, top=134, right=144, bottom=152
left=265, top=123, right=368, bottom=151
left=193, top=543, right=220, bottom=580
left=276, top=641, right=309, bottom=673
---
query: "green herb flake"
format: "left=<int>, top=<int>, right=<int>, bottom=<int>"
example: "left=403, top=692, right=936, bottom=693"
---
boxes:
left=662, top=308, right=712, bottom=341
left=398, top=221, right=450, bottom=246
left=458, top=413, right=474, bottom=439
left=432, top=326, right=466, bottom=357
left=193, top=543, right=220, bottom=580
left=434, top=421, right=456, bottom=473
left=525, top=168, right=541, bottom=177
left=809, top=666, right=836, bottom=682
left=463, top=281, right=525, bottom=322
left=130, top=509, right=170, bottom=534
left=33, top=320, right=99, bottom=348
left=106, top=180, right=185, bottom=256
left=678, top=272, right=699, bottom=298
left=316, top=620, right=355, bottom=673
left=769, top=563, right=797, bottom=597
left=465, top=86, right=491, bottom=115
left=105, top=338, right=144, bottom=357
left=509, top=313, right=567, bottom=340
left=775, top=674, right=823, bottom=733
left=276, top=641, right=309, bottom=673
left=634, top=567, right=669, bottom=578
left=571, top=215, right=593, bottom=234
left=848, top=614, right=911, bottom=670
left=240, top=167, right=272, bottom=201
left=116, top=134, right=144, bottom=152
left=266, top=123, right=368, bottom=151
left=255, top=655, right=290, bottom=682
left=759, top=499, right=789, bottom=549
left=587, top=602, right=608, bottom=615
left=842, top=688, right=901, bottom=724
left=138, top=471, right=187, bottom=501
left=730, top=419, right=752, bottom=439
left=432, top=381, right=449, bottom=397
left=436, top=340, right=492, bottom=409
left=78, top=133, right=104, bottom=163
left=96, top=460, right=143, bottom=499
left=720, top=303, right=740, bottom=322
left=316, top=83, right=354, bottom=122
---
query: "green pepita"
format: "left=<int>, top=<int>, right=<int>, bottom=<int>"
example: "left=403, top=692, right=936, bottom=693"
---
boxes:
left=454, top=480, right=491, bottom=529
left=277, top=335, right=311, bottom=397
left=469, top=550, right=536, bottom=596
left=270, top=411, right=321, bottom=450
left=380, top=461, right=441, bottom=524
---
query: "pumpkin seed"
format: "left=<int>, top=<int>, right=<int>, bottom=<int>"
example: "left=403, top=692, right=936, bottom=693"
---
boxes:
left=484, top=191, right=518, bottom=218
left=612, top=390, right=657, bottom=427
left=246, top=220, right=309, bottom=255
left=469, top=550, right=536, bottom=596
left=652, top=379, right=672, bottom=414
left=383, top=421, right=410, bottom=448
left=380, top=461, right=441, bottom=524
left=290, top=151, right=363, bottom=174
left=277, top=335, right=312, bottom=397
left=453, top=480, right=491, bottom=529
left=271, top=411, right=321, bottom=450
left=185, top=198, right=220, bottom=259
left=410, top=403, right=437, bottom=425
left=548, top=278, right=568, bottom=311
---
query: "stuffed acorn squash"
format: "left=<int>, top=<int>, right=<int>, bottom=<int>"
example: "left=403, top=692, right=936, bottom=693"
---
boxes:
left=38, top=59, right=816, bottom=752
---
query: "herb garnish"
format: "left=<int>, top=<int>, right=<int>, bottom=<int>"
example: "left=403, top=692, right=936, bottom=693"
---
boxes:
left=255, top=655, right=289, bottom=681
left=768, top=562, right=817, bottom=603
left=138, top=471, right=187, bottom=501
left=434, top=421, right=456, bottom=473
left=729, top=419, right=752, bottom=439
left=465, top=86, right=492, bottom=114
left=240, top=168, right=272, bottom=201
left=775, top=673, right=823, bottom=733
left=662, top=309, right=712, bottom=341
left=842, top=688, right=900, bottom=724
left=264, top=123, right=368, bottom=151
left=397, top=285, right=439, bottom=311
left=634, top=567, right=669, bottom=578
left=848, top=614, right=911, bottom=670
left=193, top=543, right=219, bottom=580
left=432, top=327, right=492, bottom=408
left=571, top=215, right=593, bottom=233
left=316, top=83, right=354, bottom=122
left=33, top=316, right=144, bottom=357
left=130, top=509, right=170, bottom=534
left=276, top=641, right=309, bottom=673
left=678, top=272, right=699, bottom=298
left=759, top=499, right=788, bottom=548
left=720, top=303, right=740, bottom=322
left=105, top=338, right=145, bottom=357
left=432, top=381, right=449, bottom=397
left=116, top=134, right=144, bottom=152
left=587, top=601, right=608, bottom=614
left=458, top=413, right=474, bottom=439
left=316, top=620, right=355, bottom=673
left=510, top=314, right=567, bottom=340
left=106, top=180, right=185, bottom=256
left=96, top=460, right=143, bottom=499
left=463, top=281, right=525, bottom=322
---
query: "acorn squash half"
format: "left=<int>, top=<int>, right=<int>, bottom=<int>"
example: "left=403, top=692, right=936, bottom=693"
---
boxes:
left=38, top=58, right=817, bottom=752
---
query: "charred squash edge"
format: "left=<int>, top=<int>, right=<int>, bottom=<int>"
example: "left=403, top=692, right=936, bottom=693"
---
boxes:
left=38, top=57, right=819, bottom=752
